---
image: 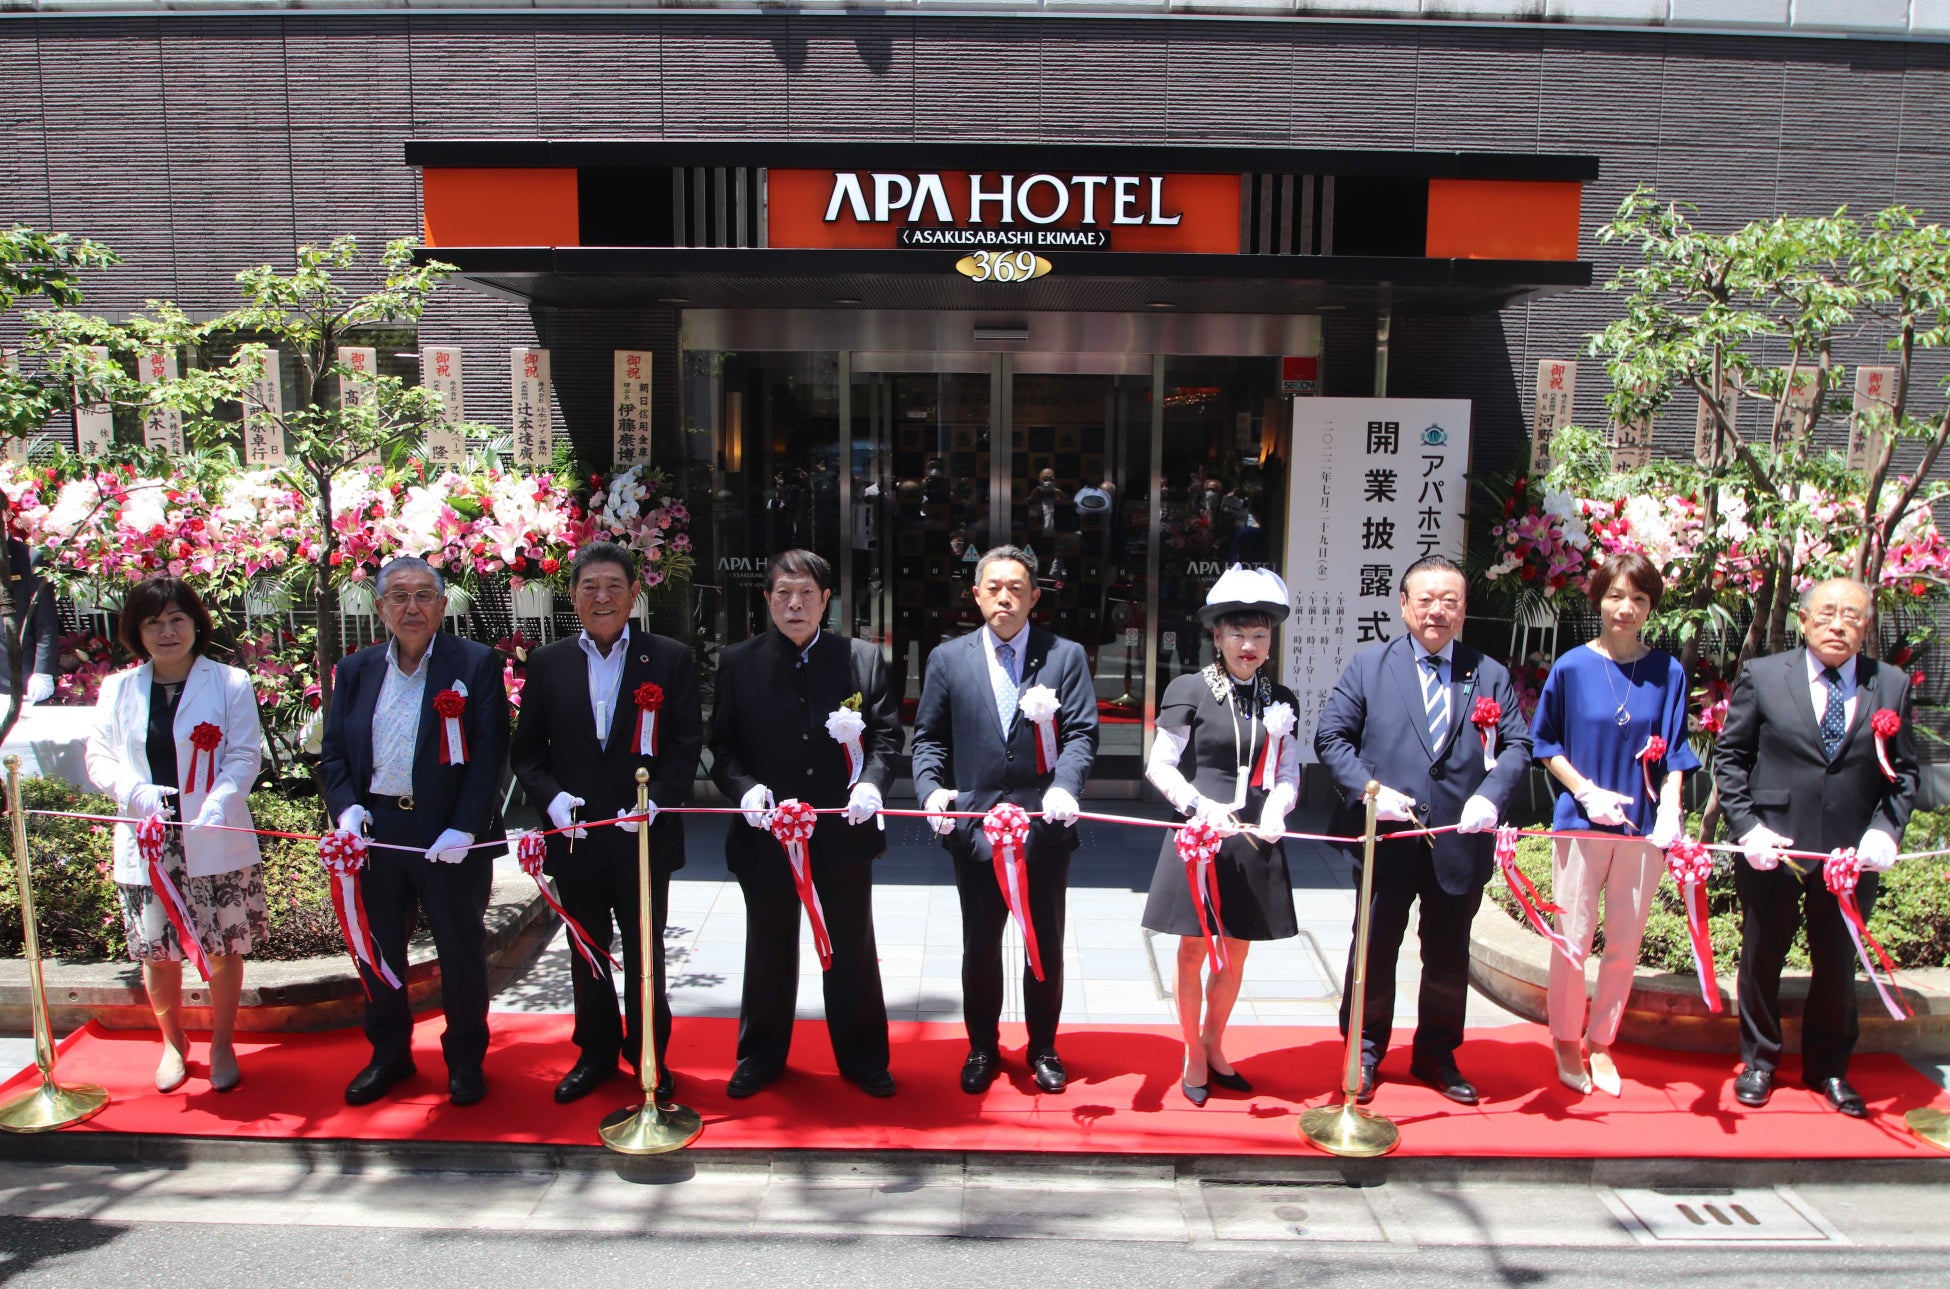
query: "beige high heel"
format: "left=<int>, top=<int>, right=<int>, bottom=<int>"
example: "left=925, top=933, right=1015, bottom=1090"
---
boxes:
left=155, top=1041, right=189, bottom=1093
left=1588, top=1045, right=1622, bottom=1097
left=1554, top=1039, right=1592, bottom=1095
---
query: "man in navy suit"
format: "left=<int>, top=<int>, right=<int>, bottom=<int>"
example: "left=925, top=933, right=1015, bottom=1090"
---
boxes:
left=1314, top=555, right=1531, bottom=1105
left=912, top=545, right=1099, bottom=1094
left=321, top=556, right=509, bottom=1107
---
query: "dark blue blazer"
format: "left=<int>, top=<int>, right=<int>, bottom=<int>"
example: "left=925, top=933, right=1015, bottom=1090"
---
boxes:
left=320, top=632, right=509, bottom=849
left=1313, top=635, right=1531, bottom=894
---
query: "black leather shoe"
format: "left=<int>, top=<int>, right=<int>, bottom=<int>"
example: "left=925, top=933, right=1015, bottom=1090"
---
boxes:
left=553, top=1059, right=619, bottom=1105
left=1208, top=1068, right=1253, bottom=1095
left=343, top=1057, right=415, bottom=1106
left=447, top=1067, right=487, bottom=1106
left=726, top=1060, right=778, bottom=1099
left=1409, top=1060, right=1479, bottom=1106
left=654, top=1070, right=675, bottom=1102
left=960, top=1049, right=1001, bottom=1095
left=849, top=1069, right=897, bottom=1098
left=1031, top=1052, right=1068, bottom=1094
left=1356, top=1064, right=1378, bottom=1105
left=1181, top=1080, right=1209, bottom=1107
left=1811, top=1076, right=1868, bottom=1119
left=1733, top=1066, right=1774, bottom=1108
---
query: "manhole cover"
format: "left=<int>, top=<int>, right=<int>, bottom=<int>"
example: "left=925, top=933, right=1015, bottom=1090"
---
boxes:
left=1607, top=1187, right=1837, bottom=1245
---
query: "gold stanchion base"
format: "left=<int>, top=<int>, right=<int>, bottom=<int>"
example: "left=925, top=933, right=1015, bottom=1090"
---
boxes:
left=598, top=1099, right=703, bottom=1155
left=0, top=1076, right=110, bottom=1134
left=1299, top=1098, right=1400, bottom=1158
left=1906, top=1108, right=1950, bottom=1154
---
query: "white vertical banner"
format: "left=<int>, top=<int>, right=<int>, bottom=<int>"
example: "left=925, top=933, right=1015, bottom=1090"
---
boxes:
left=420, top=345, right=466, bottom=466
left=1282, top=398, right=1472, bottom=759
left=1849, top=365, right=1897, bottom=471
left=613, top=349, right=653, bottom=466
left=511, top=346, right=552, bottom=466
left=0, top=349, right=23, bottom=462
left=136, top=350, right=184, bottom=454
left=73, top=345, right=115, bottom=457
left=1694, top=387, right=1738, bottom=465
left=338, top=345, right=377, bottom=413
left=1782, top=366, right=1819, bottom=441
left=1529, top=359, right=1575, bottom=474
left=242, top=348, right=286, bottom=466
left=1609, top=414, right=1652, bottom=472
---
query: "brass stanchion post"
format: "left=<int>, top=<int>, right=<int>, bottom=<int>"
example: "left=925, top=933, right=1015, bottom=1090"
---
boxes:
left=1299, top=779, right=1400, bottom=1157
left=0, top=754, right=109, bottom=1132
left=1907, top=1108, right=1950, bottom=1154
left=599, top=768, right=702, bottom=1154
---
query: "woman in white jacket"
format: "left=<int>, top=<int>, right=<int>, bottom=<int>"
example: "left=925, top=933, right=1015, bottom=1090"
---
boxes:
left=85, top=579, right=265, bottom=1093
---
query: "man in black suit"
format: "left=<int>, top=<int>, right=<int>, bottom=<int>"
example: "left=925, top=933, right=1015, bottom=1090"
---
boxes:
left=710, top=549, right=903, bottom=1099
left=1313, top=555, right=1531, bottom=1106
left=1716, top=576, right=1919, bottom=1118
left=321, top=556, right=508, bottom=1107
left=912, top=545, right=1099, bottom=1095
left=0, top=489, right=57, bottom=716
left=509, top=541, right=702, bottom=1104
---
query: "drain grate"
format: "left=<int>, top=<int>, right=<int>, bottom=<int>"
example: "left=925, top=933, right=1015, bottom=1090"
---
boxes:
left=1608, top=1187, right=1837, bottom=1244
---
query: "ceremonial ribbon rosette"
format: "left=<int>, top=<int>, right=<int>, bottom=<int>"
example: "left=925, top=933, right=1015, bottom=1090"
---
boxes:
left=826, top=692, right=867, bottom=787
left=136, top=814, right=212, bottom=982
left=1824, top=848, right=1908, bottom=1020
left=982, top=803, right=1045, bottom=982
left=434, top=681, right=468, bottom=766
left=1470, top=698, right=1503, bottom=772
left=1018, top=684, right=1061, bottom=775
left=317, top=827, right=400, bottom=997
left=632, top=681, right=664, bottom=757
left=1637, top=735, right=1668, bottom=803
left=1664, top=839, right=1721, bottom=1012
left=1872, top=708, right=1902, bottom=782
left=185, top=722, right=223, bottom=794
left=1176, top=816, right=1230, bottom=973
left=1494, top=825, right=1584, bottom=969
left=516, top=831, right=620, bottom=974
left=1255, top=702, right=1295, bottom=790
left=770, top=799, right=833, bottom=971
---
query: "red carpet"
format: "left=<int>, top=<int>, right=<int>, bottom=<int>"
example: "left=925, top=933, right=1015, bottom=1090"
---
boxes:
left=6, top=1016, right=1946, bottom=1158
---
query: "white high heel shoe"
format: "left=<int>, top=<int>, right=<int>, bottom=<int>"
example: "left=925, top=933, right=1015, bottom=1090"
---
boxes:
left=1588, top=1045, right=1622, bottom=1097
left=1554, top=1040, right=1592, bottom=1096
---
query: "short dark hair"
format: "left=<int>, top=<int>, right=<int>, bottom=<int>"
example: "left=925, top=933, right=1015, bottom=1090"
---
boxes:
left=570, top=541, right=638, bottom=590
left=974, top=544, right=1038, bottom=583
left=119, top=577, right=214, bottom=660
left=765, top=548, right=833, bottom=595
left=1399, top=555, right=1465, bottom=599
left=1212, top=610, right=1277, bottom=633
left=1588, top=552, right=1665, bottom=612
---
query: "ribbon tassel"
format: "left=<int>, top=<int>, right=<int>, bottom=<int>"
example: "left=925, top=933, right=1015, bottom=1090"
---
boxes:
left=1176, top=817, right=1230, bottom=973
left=982, top=803, right=1045, bottom=982
left=1494, top=825, right=1584, bottom=970
left=1664, top=839, right=1721, bottom=1012
left=136, top=815, right=212, bottom=983
left=1825, top=847, right=1909, bottom=1021
left=770, top=800, right=833, bottom=971
left=317, top=828, right=401, bottom=998
left=515, top=832, right=621, bottom=975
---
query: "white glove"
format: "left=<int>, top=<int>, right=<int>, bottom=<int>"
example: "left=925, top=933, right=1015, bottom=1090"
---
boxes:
left=1042, top=786, right=1080, bottom=827
left=1573, top=783, right=1633, bottom=828
left=740, top=783, right=776, bottom=830
left=615, top=802, right=656, bottom=834
left=1189, top=796, right=1240, bottom=836
left=1858, top=827, right=1900, bottom=872
left=1647, top=803, right=1683, bottom=851
left=192, top=796, right=227, bottom=829
left=1251, top=783, right=1295, bottom=844
left=22, top=672, right=53, bottom=705
left=426, top=828, right=474, bottom=864
left=128, top=783, right=177, bottom=819
left=546, top=791, right=587, bottom=840
left=845, top=781, right=883, bottom=827
left=924, top=787, right=958, bottom=837
left=1456, top=794, right=1500, bottom=835
left=1740, top=824, right=1794, bottom=871
left=337, top=803, right=370, bottom=836
left=1373, top=786, right=1417, bottom=823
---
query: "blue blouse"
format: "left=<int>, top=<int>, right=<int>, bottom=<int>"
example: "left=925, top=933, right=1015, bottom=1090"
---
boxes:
left=1529, top=644, right=1702, bottom=834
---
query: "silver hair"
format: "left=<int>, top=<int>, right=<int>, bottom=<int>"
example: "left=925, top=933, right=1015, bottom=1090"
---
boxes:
left=375, top=556, right=445, bottom=597
left=973, top=544, right=1039, bottom=583
left=1797, top=576, right=1872, bottom=615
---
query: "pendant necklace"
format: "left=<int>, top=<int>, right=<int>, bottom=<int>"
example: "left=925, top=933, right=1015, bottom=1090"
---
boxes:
left=1597, top=643, right=1644, bottom=728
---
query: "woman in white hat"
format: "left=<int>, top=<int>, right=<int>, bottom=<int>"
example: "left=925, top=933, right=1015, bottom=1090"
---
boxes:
left=1141, top=565, right=1301, bottom=1105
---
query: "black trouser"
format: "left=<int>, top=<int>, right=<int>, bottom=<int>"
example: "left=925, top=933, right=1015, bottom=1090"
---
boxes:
left=360, top=803, right=493, bottom=1073
left=1735, top=860, right=1878, bottom=1085
left=955, top=837, right=1069, bottom=1058
left=555, top=848, right=671, bottom=1076
left=1337, top=835, right=1483, bottom=1069
left=734, top=857, right=889, bottom=1079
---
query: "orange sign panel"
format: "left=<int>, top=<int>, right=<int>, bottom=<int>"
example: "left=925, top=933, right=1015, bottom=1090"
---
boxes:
left=1425, top=179, right=1581, bottom=262
left=423, top=168, right=580, bottom=248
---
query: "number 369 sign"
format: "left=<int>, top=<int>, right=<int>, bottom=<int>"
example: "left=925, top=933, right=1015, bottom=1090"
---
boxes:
left=954, top=251, right=1054, bottom=283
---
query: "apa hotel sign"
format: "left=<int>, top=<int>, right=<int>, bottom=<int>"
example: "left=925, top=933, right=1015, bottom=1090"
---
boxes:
left=768, top=169, right=1241, bottom=254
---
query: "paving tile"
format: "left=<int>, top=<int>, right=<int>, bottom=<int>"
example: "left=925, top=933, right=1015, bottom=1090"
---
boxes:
left=753, top=1180, right=967, bottom=1235
left=962, top=1182, right=1187, bottom=1241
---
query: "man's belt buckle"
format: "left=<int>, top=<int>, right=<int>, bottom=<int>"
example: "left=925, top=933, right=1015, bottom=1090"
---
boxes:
left=397, top=794, right=415, bottom=812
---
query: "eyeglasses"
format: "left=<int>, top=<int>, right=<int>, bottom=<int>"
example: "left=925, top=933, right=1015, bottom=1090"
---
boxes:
left=379, top=590, right=443, bottom=608
left=1806, top=607, right=1867, bottom=627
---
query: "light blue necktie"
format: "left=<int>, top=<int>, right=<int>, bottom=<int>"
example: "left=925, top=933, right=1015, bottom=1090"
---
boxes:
left=994, top=640, right=1018, bottom=736
left=1421, top=653, right=1449, bottom=747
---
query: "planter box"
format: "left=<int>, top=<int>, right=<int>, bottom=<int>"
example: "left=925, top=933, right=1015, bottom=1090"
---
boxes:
left=511, top=583, right=553, bottom=618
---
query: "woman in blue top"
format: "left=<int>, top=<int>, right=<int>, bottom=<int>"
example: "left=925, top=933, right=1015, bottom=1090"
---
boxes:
left=1529, top=552, right=1700, bottom=1097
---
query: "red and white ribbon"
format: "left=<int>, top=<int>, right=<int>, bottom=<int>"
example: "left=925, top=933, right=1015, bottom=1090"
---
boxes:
left=1471, top=697, right=1503, bottom=772
left=770, top=799, right=832, bottom=971
left=1019, top=684, right=1060, bottom=776
left=1495, top=825, right=1584, bottom=969
left=1255, top=702, right=1295, bottom=790
left=1872, top=708, right=1902, bottom=782
left=1638, top=734, right=1668, bottom=804
left=434, top=682, right=468, bottom=766
left=136, top=814, right=212, bottom=982
left=826, top=706, right=867, bottom=787
left=515, top=831, right=621, bottom=975
left=633, top=682, right=663, bottom=757
left=1176, top=816, right=1230, bottom=973
left=185, top=722, right=223, bottom=794
left=1824, top=847, right=1908, bottom=1021
left=1664, top=839, right=1721, bottom=1012
left=317, top=828, right=400, bottom=997
left=983, top=802, right=1045, bottom=982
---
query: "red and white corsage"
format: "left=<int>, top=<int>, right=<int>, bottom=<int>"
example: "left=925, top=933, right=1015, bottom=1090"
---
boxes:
left=1255, top=701, right=1295, bottom=789
left=1019, top=684, right=1061, bottom=774
left=1872, top=708, right=1902, bottom=782
left=433, top=681, right=468, bottom=765
left=186, top=721, right=223, bottom=793
left=632, top=681, right=663, bottom=756
left=826, top=693, right=867, bottom=787
left=1470, top=697, right=1503, bottom=771
left=1637, top=734, right=1667, bottom=802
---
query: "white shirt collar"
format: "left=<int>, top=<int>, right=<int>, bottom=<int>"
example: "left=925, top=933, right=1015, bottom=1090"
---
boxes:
left=794, top=628, right=821, bottom=664
left=386, top=637, right=434, bottom=680
left=1411, top=639, right=1455, bottom=668
left=983, top=623, right=1028, bottom=671
left=1806, top=649, right=1859, bottom=690
left=578, top=625, right=631, bottom=659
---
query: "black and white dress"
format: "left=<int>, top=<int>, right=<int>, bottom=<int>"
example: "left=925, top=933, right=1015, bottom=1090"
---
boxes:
left=1140, top=667, right=1301, bottom=941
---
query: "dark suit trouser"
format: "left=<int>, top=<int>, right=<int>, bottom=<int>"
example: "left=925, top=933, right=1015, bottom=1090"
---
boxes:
left=1735, top=861, right=1877, bottom=1085
left=1337, top=835, right=1483, bottom=1068
left=556, top=849, right=671, bottom=1074
left=734, top=858, right=889, bottom=1079
left=956, top=838, right=1069, bottom=1057
left=360, top=804, right=493, bottom=1072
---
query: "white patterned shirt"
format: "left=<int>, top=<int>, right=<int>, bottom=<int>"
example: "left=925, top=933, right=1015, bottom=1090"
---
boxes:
left=370, top=639, right=431, bottom=795
left=577, top=626, right=630, bottom=746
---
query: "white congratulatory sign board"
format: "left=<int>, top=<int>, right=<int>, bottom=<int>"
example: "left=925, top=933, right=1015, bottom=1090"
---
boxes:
left=1282, top=398, right=1472, bottom=761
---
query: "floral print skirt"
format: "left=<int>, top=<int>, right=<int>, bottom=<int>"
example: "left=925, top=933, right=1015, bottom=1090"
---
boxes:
left=116, top=829, right=268, bottom=963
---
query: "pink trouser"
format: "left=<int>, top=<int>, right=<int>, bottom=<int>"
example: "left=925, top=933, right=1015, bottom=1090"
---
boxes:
left=1547, top=834, right=1665, bottom=1046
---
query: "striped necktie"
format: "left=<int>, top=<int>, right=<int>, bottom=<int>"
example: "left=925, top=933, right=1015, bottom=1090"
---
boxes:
left=1421, top=652, right=1449, bottom=748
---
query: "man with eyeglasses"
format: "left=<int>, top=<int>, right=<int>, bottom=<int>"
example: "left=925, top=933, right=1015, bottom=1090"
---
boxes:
left=1716, top=577, right=1918, bottom=1119
left=1314, top=554, right=1531, bottom=1107
left=509, top=541, right=702, bottom=1105
left=321, top=556, right=508, bottom=1107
